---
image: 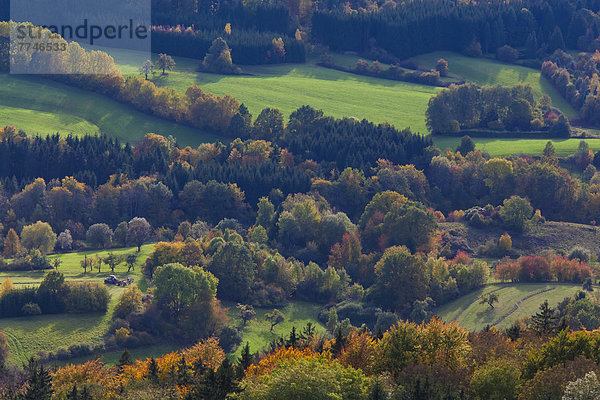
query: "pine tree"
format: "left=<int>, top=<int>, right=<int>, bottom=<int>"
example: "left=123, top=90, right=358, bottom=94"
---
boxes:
left=22, top=358, right=53, bottom=400
left=549, top=26, right=566, bottom=52
left=525, top=32, right=538, bottom=58
left=118, top=349, right=133, bottom=371
left=148, top=357, right=159, bottom=382
left=368, top=379, right=387, bottom=400
left=531, top=300, right=557, bottom=335
left=177, top=355, right=192, bottom=386
left=237, top=342, right=253, bottom=378
left=66, top=385, right=78, bottom=400
left=332, top=326, right=346, bottom=356
left=287, top=326, right=298, bottom=348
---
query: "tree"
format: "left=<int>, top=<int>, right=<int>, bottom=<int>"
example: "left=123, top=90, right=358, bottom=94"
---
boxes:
left=456, top=135, right=475, bottom=155
left=103, top=252, right=121, bottom=273
left=202, top=37, right=240, bottom=74
left=368, top=246, right=429, bottom=312
left=3, top=228, right=20, bottom=256
left=237, top=342, right=253, bottom=377
left=208, top=240, right=257, bottom=302
left=57, top=230, right=73, bottom=251
left=156, top=53, right=175, bottom=75
left=125, top=253, right=137, bottom=272
left=563, top=371, right=600, bottom=400
left=252, top=108, right=284, bottom=141
left=22, top=357, right=53, bottom=400
left=435, top=58, right=448, bottom=76
left=525, top=32, right=538, bottom=58
left=37, top=270, right=67, bottom=314
left=113, top=285, right=143, bottom=319
left=543, top=141, right=557, bottom=162
left=256, top=197, right=275, bottom=234
left=237, top=304, right=256, bottom=326
left=480, top=293, right=499, bottom=309
left=80, top=255, right=91, bottom=273
left=500, top=196, right=533, bottom=232
left=265, top=309, right=285, bottom=331
left=153, top=263, right=218, bottom=322
left=21, top=221, right=57, bottom=254
left=327, top=307, right=338, bottom=333
left=127, top=217, right=151, bottom=251
left=549, top=26, right=566, bottom=51
left=86, top=223, right=113, bottom=249
left=0, top=277, right=14, bottom=298
left=497, top=45, right=519, bottom=63
left=471, top=359, right=521, bottom=400
left=139, top=60, right=154, bottom=80
left=531, top=300, right=557, bottom=335
left=237, top=357, right=368, bottom=400
left=118, top=349, right=133, bottom=371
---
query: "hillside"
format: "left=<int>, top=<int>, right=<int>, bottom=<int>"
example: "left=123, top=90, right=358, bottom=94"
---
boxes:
left=0, top=74, right=218, bottom=146
left=441, top=221, right=600, bottom=256
left=0, top=245, right=153, bottom=365
left=436, top=283, right=581, bottom=331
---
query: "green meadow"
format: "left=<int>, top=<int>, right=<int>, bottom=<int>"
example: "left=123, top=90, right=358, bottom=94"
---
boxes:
left=0, top=74, right=216, bottom=146
left=436, top=283, right=580, bottom=331
left=0, top=244, right=153, bottom=365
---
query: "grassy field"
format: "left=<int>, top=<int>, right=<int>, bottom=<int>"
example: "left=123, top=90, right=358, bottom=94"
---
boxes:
left=106, top=48, right=599, bottom=156
left=436, top=283, right=581, bottom=331
left=0, top=244, right=154, bottom=365
left=409, top=51, right=578, bottom=120
left=0, top=74, right=217, bottom=146
left=227, top=301, right=326, bottom=358
left=433, top=136, right=600, bottom=157
left=111, top=49, right=441, bottom=135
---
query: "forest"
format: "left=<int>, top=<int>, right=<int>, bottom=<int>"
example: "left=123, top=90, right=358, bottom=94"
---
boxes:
left=5, top=0, right=600, bottom=398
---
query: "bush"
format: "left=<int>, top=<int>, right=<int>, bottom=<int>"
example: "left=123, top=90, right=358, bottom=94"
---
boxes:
left=65, top=282, right=110, bottom=313
left=497, top=45, right=519, bottom=63
left=464, top=41, right=482, bottom=57
left=498, top=233, right=512, bottom=254
left=569, top=247, right=590, bottom=262
left=21, top=302, right=42, bottom=316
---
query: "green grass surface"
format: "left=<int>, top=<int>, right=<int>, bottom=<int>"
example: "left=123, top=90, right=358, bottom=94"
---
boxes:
left=436, top=283, right=580, bottom=331
left=432, top=136, right=600, bottom=157
left=0, top=244, right=154, bottom=365
left=410, top=51, right=578, bottom=120
left=0, top=74, right=217, bottom=146
left=227, top=301, right=326, bottom=358
left=110, top=49, right=440, bottom=134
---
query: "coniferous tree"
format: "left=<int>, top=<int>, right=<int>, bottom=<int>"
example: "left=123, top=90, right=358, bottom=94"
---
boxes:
left=22, top=358, right=52, bottom=400
left=118, top=349, right=133, bottom=371
left=549, top=26, right=566, bottom=52
left=237, top=342, right=253, bottom=378
left=531, top=300, right=557, bottom=335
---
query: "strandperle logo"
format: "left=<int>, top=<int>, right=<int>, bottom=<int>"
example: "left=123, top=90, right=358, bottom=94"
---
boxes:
left=15, top=19, right=149, bottom=46
left=10, top=0, right=151, bottom=74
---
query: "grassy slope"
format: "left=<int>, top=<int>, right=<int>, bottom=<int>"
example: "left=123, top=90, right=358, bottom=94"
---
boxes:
left=227, top=301, right=326, bottom=358
left=107, top=48, right=600, bottom=156
left=0, top=244, right=153, bottom=365
left=436, top=283, right=580, bottom=331
left=410, top=51, right=578, bottom=119
left=408, top=51, right=600, bottom=155
left=0, top=74, right=217, bottom=146
left=440, top=221, right=600, bottom=256
left=112, top=49, right=440, bottom=135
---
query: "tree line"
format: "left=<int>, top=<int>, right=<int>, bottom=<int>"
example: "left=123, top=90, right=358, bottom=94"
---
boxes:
left=311, top=0, right=598, bottom=61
